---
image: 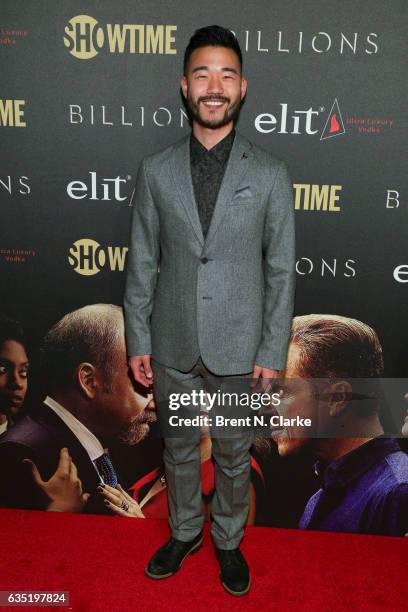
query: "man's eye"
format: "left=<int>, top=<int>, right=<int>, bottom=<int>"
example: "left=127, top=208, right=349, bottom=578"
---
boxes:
left=0, top=366, right=7, bottom=375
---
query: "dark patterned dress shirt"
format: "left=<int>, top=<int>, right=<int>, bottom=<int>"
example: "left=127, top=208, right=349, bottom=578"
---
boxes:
left=190, top=128, right=235, bottom=238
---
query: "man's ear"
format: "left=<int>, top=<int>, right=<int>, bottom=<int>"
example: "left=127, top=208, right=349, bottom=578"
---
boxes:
left=327, top=381, right=353, bottom=417
left=76, top=362, right=99, bottom=399
left=241, top=76, right=247, bottom=100
left=180, top=75, right=187, bottom=99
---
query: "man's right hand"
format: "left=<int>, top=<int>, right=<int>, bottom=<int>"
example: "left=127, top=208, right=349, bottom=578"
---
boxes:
left=23, top=447, right=90, bottom=513
left=129, top=355, right=154, bottom=388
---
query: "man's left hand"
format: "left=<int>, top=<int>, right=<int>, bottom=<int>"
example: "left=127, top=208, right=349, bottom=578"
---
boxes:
left=251, top=364, right=280, bottom=393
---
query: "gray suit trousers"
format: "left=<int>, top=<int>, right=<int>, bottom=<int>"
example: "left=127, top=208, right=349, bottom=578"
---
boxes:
left=152, top=355, right=254, bottom=550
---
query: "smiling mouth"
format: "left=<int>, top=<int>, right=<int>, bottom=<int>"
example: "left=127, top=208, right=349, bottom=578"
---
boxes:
left=201, top=99, right=227, bottom=108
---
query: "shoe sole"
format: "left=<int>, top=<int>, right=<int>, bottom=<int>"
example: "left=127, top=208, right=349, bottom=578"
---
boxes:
left=144, top=537, right=203, bottom=580
left=221, top=576, right=251, bottom=596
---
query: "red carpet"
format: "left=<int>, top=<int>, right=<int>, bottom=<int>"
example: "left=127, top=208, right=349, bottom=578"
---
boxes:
left=0, top=509, right=406, bottom=611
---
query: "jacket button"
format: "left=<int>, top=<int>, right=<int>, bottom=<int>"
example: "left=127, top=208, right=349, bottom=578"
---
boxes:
left=200, top=257, right=209, bottom=264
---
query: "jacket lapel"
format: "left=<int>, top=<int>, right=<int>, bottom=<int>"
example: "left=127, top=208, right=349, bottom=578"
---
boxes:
left=170, top=134, right=205, bottom=246
left=170, top=130, right=253, bottom=249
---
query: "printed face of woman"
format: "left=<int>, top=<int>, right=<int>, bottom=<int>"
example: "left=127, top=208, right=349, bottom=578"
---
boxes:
left=0, top=340, right=29, bottom=416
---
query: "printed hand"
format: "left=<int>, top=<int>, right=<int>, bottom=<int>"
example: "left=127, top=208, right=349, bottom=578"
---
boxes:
left=99, top=483, right=145, bottom=518
left=23, top=447, right=90, bottom=512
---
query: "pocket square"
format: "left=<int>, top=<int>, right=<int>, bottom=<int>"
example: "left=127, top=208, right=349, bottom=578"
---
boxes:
left=232, top=186, right=253, bottom=200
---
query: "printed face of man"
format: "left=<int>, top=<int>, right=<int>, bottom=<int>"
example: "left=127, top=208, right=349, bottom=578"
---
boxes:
left=181, top=45, right=247, bottom=130
left=0, top=340, right=29, bottom=416
left=270, top=343, right=329, bottom=457
left=96, top=344, right=156, bottom=445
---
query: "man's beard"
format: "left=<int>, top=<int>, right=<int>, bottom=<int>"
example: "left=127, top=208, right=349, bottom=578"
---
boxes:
left=116, top=410, right=156, bottom=445
left=185, top=93, right=243, bottom=129
left=252, top=435, right=274, bottom=455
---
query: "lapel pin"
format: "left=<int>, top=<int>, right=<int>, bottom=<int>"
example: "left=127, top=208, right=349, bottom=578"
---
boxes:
left=241, top=152, right=248, bottom=159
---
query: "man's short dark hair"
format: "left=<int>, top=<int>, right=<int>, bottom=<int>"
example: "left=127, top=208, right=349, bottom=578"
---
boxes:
left=40, top=304, right=124, bottom=393
left=290, top=315, right=384, bottom=379
left=183, top=25, right=242, bottom=75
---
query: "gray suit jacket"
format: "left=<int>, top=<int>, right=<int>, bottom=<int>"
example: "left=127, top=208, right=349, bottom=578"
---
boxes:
left=123, top=130, right=295, bottom=375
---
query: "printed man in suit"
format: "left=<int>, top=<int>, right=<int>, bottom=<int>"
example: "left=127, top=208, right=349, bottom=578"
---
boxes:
left=269, top=314, right=408, bottom=537
left=124, top=25, right=295, bottom=595
left=0, top=304, right=156, bottom=514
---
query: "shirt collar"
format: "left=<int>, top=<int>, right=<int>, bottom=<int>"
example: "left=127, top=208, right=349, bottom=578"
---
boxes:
left=190, top=128, right=235, bottom=165
left=314, top=436, right=402, bottom=490
left=44, top=395, right=105, bottom=462
left=0, top=419, right=8, bottom=435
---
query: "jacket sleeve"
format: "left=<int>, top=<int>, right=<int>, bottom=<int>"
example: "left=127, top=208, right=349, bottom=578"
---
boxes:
left=123, top=158, right=160, bottom=357
left=0, top=443, right=49, bottom=510
left=255, top=160, right=296, bottom=371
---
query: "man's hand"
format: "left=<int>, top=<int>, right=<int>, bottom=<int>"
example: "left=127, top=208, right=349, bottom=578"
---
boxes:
left=22, top=447, right=90, bottom=512
left=251, top=364, right=280, bottom=393
left=129, top=355, right=153, bottom=388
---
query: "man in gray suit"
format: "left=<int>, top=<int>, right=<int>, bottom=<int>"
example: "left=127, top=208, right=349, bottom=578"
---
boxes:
left=124, top=25, right=295, bottom=596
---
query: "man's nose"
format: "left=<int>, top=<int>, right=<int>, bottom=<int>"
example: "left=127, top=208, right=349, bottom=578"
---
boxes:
left=207, top=74, right=223, bottom=94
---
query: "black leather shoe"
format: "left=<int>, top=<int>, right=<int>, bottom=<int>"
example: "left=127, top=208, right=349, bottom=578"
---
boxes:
left=215, top=547, right=250, bottom=596
left=145, top=532, right=203, bottom=579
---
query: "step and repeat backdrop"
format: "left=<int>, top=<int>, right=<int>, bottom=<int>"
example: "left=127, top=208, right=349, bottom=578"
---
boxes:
left=1, top=1, right=407, bottom=534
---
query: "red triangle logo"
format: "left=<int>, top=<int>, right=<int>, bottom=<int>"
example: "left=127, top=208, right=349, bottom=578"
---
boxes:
left=320, top=99, right=345, bottom=140
left=330, top=113, right=340, bottom=133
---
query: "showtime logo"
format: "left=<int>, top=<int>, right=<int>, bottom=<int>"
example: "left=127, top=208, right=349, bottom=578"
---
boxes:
left=63, top=15, right=177, bottom=59
left=0, top=99, right=26, bottom=127
left=254, top=98, right=345, bottom=140
left=68, top=239, right=128, bottom=276
left=294, top=184, right=342, bottom=211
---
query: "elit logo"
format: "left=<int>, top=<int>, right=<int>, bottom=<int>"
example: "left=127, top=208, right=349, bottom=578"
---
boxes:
left=393, top=265, right=408, bottom=283
left=63, top=15, right=177, bottom=59
left=254, top=98, right=345, bottom=140
left=68, top=239, right=128, bottom=276
left=67, top=172, right=132, bottom=202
